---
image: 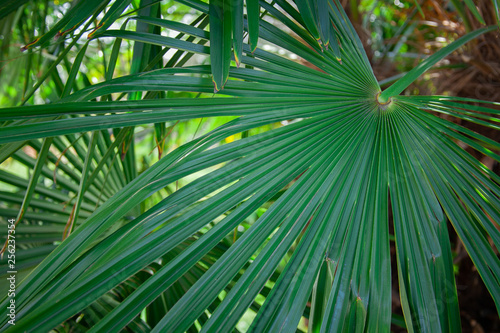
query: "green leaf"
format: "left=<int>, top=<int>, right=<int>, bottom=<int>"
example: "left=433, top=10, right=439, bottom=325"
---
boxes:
left=232, top=0, right=243, bottom=66
left=0, top=0, right=30, bottom=20
left=62, top=42, right=89, bottom=98
left=21, top=0, right=111, bottom=51
left=294, top=0, right=321, bottom=41
left=63, top=132, right=98, bottom=239
left=463, top=0, right=486, bottom=24
left=2, top=137, right=53, bottom=227
left=246, top=0, right=260, bottom=52
left=308, top=259, right=334, bottom=333
left=88, top=0, right=134, bottom=38
left=209, top=0, right=233, bottom=91
left=91, top=30, right=210, bottom=55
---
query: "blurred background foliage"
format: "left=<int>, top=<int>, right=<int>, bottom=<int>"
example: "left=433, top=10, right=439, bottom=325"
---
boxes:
left=0, top=0, right=499, bottom=332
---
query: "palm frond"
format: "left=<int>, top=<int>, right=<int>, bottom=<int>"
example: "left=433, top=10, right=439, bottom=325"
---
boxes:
left=1, top=0, right=499, bottom=332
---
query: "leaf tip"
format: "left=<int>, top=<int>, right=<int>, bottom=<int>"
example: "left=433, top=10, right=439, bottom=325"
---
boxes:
left=212, top=79, right=220, bottom=93
left=57, top=25, right=78, bottom=39
left=88, top=22, right=104, bottom=39
left=21, top=38, right=39, bottom=52
left=234, top=53, right=240, bottom=68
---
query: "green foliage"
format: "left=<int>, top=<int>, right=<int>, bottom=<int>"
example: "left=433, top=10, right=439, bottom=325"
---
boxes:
left=0, top=0, right=499, bottom=332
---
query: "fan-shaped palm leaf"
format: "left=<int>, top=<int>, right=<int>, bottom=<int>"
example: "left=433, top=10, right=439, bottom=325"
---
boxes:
left=1, top=1, right=499, bottom=332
